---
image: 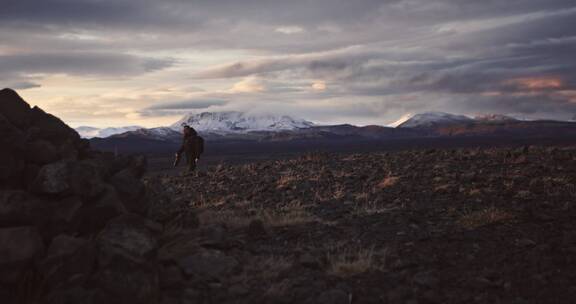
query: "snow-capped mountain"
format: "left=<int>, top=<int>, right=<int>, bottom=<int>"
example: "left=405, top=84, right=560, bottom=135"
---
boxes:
left=394, top=112, right=474, bottom=128
left=171, top=111, right=314, bottom=133
left=75, top=126, right=143, bottom=138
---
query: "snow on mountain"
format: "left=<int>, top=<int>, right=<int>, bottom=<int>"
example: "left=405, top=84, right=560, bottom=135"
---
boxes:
left=474, top=114, right=518, bottom=122
left=75, top=126, right=100, bottom=138
left=171, top=111, right=314, bottom=133
left=395, top=112, right=474, bottom=128
left=111, top=127, right=181, bottom=141
left=75, top=126, right=143, bottom=138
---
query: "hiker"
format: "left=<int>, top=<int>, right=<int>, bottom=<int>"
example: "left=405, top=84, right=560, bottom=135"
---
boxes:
left=174, top=125, right=204, bottom=174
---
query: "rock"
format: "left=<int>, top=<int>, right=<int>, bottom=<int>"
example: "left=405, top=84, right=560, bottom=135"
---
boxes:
left=0, top=190, right=45, bottom=227
left=68, top=161, right=106, bottom=199
left=228, top=284, right=249, bottom=296
left=24, top=140, right=60, bottom=164
left=39, top=235, right=96, bottom=289
left=0, top=126, right=26, bottom=185
left=97, top=214, right=159, bottom=265
left=58, top=140, right=80, bottom=161
left=28, top=106, right=80, bottom=146
left=110, top=169, right=146, bottom=214
left=79, top=186, right=126, bottom=234
left=413, top=272, right=439, bottom=288
left=158, top=234, right=201, bottom=262
left=0, top=112, right=25, bottom=150
left=31, top=160, right=104, bottom=198
left=0, top=226, right=44, bottom=265
left=0, top=88, right=32, bottom=128
left=49, top=196, right=83, bottom=225
left=95, top=255, right=159, bottom=304
left=316, top=289, right=349, bottom=304
left=0, top=226, right=44, bottom=283
left=31, top=161, right=71, bottom=194
left=516, top=238, right=536, bottom=247
left=44, top=286, right=112, bottom=304
left=129, top=155, right=148, bottom=178
left=177, top=249, right=238, bottom=280
left=387, top=286, right=411, bottom=303
left=159, top=265, right=185, bottom=289
left=246, top=219, right=267, bottom=237
left=298, top=252, right=321, bottom=269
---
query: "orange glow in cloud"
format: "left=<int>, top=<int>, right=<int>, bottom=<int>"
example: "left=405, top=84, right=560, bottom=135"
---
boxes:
left=506, top=77, right=563, bottom=90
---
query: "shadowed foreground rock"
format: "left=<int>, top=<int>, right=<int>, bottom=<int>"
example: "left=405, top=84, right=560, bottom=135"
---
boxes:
left=0, top=88, right=194, bottom=304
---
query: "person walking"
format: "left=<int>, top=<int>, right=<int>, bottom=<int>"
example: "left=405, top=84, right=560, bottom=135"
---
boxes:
left=174, top=125, right=204, bottom=174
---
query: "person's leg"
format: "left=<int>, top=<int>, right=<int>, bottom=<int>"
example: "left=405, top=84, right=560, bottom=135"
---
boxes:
left=186, top=152, right=196, bottom=173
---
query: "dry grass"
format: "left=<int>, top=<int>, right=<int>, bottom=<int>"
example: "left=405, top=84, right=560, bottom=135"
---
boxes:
left=468, top=188, right=482, bottom=196
left=376, top=176, right=400, bottom=189
left=198, top=202, right=318, bottom=229
left=327, top=246, right=382, bottom=277
left=276, top=170, right=301, bottom=189
left=198, top=209, right=252, bottom=228
left=353, top=201, right=398, bottom=216
left=457, top=206, right=515, bottom=229
left=331, top=184, right=346, bottom=200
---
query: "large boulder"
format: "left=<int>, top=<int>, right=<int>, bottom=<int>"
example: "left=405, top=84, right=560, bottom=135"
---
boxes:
left=39, top=234, right=96, bottom=289
left=110, top=169, right=146, bottom=214
left=0, top=226, right=44, bottom=283
left=31, top=161, right=105, bottom=198
left=0, top=88, right=32, bottom=129
left=24, top=139, right=60, bottom=165
left=0, top=190, right=46, bottom=227
left=94, top=255, right=159, bottom=304
left=68, top=161, right=106, bottom=199
left=0, top=112, right=25, bottom=149
left=96, top=215, right=160, bottom=304
left=0, top=114, right=26, bottom=186
left=78, top=186, right=126, bottom=234
left=45, top=286, right=113, bottom=304
left=97, top=214, right=159, bottom=265
left=31, top=161, right=71, bottom=194
left=177, top=249, right=239, bottom=281
left=28, top=106, right=81, bottom=146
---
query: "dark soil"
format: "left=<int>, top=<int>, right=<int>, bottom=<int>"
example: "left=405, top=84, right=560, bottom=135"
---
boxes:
left=147, top=145, right=576, bottom=304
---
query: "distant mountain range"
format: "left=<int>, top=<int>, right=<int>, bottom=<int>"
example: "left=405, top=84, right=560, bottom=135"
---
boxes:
left=171, top=111, right=314, bottom=133
left=83, top=111, right=576, bottom=154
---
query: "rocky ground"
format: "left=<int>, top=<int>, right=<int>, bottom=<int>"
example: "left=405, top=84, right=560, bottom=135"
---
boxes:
left=148, top=146, right=576, bottom=304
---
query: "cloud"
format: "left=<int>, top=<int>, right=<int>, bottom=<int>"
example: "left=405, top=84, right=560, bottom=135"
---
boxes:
left=3, top=0, right=576, bottom=125
left=0, top=52, right=174, bottom=78
left=147, top=99, right=228, bottom=110
left=5, top=81, right=42, bottom=90
left=311, top=80, right=327, bottom=91
left=276, top=26, right=305, bottom=34
left=230, top=77, right=267, bottom=93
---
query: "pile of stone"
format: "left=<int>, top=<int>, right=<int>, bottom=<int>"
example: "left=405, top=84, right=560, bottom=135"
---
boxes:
left=0, top=88, right=184, bottom=303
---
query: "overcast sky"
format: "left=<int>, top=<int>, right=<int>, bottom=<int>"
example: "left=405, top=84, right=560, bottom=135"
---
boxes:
left=2, top=0, right=576, bottom=127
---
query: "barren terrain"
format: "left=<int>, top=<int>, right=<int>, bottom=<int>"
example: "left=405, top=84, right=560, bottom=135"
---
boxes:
left=146, top=145, right=576, bottom=304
